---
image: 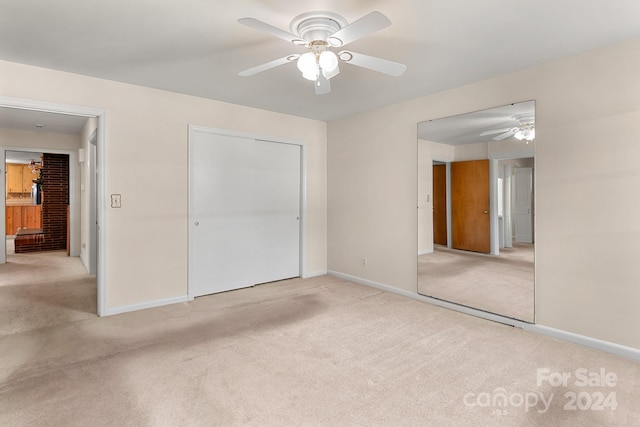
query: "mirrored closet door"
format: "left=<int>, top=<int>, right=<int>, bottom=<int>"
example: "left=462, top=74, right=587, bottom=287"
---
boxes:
left=417, top=101, right=535, bottom=322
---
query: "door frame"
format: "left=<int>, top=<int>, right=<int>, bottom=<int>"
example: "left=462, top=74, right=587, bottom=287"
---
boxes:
left=514, top=166, right=534, bottom=244
left=88, top=130, right=98, bottom=275
left=489, top=153, right=535, bottom=255
left=0, top=96, right=107, bottom=316
left=187, top=125, right=307, bottom=300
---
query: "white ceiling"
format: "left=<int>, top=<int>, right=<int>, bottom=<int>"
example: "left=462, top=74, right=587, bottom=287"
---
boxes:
left=1, top=1, right=640, bottom=122
left=0, top=108, right=88, bottom=135
left=5, top=150, right=43, bottom=165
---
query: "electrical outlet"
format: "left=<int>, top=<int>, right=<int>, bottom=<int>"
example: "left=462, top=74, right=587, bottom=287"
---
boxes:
left=361, top=257, right=368, bottom=267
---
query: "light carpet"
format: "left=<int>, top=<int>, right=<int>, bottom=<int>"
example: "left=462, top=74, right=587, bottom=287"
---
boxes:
left=0, top=237, right=97, bottom=335
left=1, top=274, right=638, bottom=426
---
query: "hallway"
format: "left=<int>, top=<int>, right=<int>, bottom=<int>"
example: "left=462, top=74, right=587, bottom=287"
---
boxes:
left=0, top=237, right=96, bottom=335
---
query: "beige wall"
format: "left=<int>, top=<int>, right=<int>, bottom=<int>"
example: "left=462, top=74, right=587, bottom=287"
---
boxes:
left=0, top=60, right=327, bottom=311
left=453, top=142, right=488, bottom=161
left=328, top=37, right=640, bottom=350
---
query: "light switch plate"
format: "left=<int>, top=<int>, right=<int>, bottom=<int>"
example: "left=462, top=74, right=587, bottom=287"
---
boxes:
left=111, top=194, right=122, bottom=208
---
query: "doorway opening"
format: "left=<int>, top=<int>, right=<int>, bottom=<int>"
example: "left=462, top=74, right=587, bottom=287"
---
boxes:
left=6, top=151, right=71, bottom=254
left=0, top=98, right=106, bottom=327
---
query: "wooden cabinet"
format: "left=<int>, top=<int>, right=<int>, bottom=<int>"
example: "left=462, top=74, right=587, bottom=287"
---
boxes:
left=22, top=165, right=36, bottom=192
left=5, top=205, right=42, bottom=235
left=6, top=164, right=34, bottom=194
left=6, top=164, right=23, bottom=193
left=6, top=206, right=20, bottom=234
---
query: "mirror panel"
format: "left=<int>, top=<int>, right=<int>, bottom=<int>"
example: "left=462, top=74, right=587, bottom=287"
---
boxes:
left=417, top=101, right=535, bottom=322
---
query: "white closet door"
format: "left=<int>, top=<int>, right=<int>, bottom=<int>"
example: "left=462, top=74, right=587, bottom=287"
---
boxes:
left=190, top=131, right=301, bottom=297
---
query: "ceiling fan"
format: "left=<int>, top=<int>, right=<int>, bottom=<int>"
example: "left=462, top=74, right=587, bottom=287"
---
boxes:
left=237, top=11, right=407, bottom=95
left=480, top=114, right=536, bottom=143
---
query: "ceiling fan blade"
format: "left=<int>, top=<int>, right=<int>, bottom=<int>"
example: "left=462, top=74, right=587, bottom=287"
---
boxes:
left=339, top=51, right=406, bottom=76
left=238, top=17, right=305, bottom=45
left=493, top=131, right=515, bottom=141
left=239, top=55, right=299, bottom=77
left=480, top=127, right=512, bottom=136
left=327, top=11, right=391, bottom=47
left=315, top=69, right=331, bottom=95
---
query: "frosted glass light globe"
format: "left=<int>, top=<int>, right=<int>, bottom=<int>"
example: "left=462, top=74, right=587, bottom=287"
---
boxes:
left=297, top=52, right=318, bottom=80
left=319, top=50, right=338, bottom=72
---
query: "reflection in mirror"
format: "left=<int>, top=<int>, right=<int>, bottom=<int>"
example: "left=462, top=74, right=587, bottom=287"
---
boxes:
left=417, top=101, right=535, bottom=322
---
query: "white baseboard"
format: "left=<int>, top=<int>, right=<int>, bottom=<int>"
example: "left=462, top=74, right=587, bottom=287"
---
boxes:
left=328, top=270, right=640, bottom=362
left=418, top=249, right=433, bottom=256
left=104, top=295, right=189, bottom=316
left=524, top=324, right=640, bottom=362
left=303, top=270, right=328, bottom=279
left=328, top=270, right=416, bottom=299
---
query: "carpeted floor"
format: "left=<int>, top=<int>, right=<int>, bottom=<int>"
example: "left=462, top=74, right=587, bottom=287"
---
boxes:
left=418, top=243, right=534, bottom=322
left=0, top=237, right=96, bottom=335
left=1, top=271, right=638, bottom=426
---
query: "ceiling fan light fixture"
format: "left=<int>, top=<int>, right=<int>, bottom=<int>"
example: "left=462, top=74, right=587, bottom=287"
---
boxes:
left=297, top=52, right=319, bottom=80
left=238, top=11, right=406, bottom=95
left=302, top=68, right=319, bottom=81
left=319, top=50, right=338, bottom=72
